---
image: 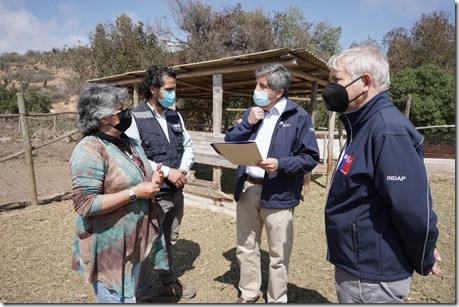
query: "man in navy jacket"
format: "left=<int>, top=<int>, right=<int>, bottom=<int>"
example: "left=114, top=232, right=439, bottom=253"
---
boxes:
left=225, top=63, right=320, bottom=303
left=321, top=45, right=441, bottom=303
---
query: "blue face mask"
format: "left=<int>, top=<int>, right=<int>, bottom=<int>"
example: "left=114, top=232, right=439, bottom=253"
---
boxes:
left=253, top=90, right=272, bottom=107
left=158, top=90, right=176, bottom=108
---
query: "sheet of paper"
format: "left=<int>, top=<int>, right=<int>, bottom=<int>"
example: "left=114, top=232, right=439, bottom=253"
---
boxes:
left=210, top=141, right=263, bottom=166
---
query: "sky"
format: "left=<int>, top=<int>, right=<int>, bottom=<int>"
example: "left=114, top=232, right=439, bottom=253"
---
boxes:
left=0, top=0, right=455, bottom=55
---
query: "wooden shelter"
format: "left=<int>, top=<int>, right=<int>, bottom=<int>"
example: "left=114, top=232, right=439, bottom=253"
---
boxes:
left=87, top=48, right=331, bottom=212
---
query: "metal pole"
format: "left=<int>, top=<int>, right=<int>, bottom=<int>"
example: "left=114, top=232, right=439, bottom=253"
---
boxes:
left=17, top=92, right=38, bottom=206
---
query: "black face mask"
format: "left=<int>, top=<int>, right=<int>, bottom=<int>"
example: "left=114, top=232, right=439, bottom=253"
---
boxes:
left=113, top=108, right=132, bottom=132
left=321, top=77, right=363, bottom=113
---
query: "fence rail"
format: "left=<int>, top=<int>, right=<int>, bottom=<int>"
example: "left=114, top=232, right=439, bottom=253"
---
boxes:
left=0, top=111, right=455, bottom=210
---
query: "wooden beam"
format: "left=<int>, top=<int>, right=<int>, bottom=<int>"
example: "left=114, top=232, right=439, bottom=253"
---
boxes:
left=176, top=58, right=301, bottom=79
left=91, top=77, right=143, bottom=87
left=289, top=69, right=328, bottom=86
left=177, top=80, right=251, bottom=97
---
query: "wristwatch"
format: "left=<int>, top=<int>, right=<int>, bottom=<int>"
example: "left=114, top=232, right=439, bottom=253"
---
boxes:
left=128, top=189, right=137, bottom=202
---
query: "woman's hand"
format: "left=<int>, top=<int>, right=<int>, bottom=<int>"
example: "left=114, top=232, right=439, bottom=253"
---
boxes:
left=152, top=163, right=164, bottom=185
left=133, top=163, right=164, bottom=199
left=133, top=181, right=161, bottom=199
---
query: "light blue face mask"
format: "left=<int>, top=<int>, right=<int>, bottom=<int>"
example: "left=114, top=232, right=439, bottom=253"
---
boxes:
left=158, top=90, right=176, bottom=108
left=253, top=90, right=272, bottom=107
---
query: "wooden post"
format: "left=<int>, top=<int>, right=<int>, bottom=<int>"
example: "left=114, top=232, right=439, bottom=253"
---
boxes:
left=53, top=114, right=57, bottom=131
left=17, top=92, right=38, bottom=206
left=326, top=111, right=336, bottom=189
left=246, top=97, right=251, bottom=108
left=405, top=94, right=411, bottom=118
left=338, top=120, right=344, bottom=150
left=212, top=73, right=223, bottom=136
left=212, top=74, right=223, bottom=195
left=303, top=81, right=317, bottom=202
left=309, top=81, right=318, bottom=127
left=213, top=166, right=222, bottom=191
left=133, top=83, right=139, bottom=107
left=322, top=132, right=328, bottom=166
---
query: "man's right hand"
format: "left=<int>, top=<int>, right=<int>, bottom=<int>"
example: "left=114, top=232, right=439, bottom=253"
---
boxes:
left=167, top=168, right=187, bottom=188
left=429, top=248, right=442, bottom=276
left=248, top=107, right=266, bottom=125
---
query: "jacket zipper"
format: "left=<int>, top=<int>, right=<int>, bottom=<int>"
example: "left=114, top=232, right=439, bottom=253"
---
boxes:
left=352, top=222, right=358, bottom=269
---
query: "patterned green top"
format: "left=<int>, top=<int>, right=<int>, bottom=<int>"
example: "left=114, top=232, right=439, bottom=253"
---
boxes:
left=69, top=135, right=169, bottom=298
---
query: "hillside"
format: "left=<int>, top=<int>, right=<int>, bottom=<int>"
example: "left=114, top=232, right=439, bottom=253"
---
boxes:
left=0, top=60, right=78, bottom=113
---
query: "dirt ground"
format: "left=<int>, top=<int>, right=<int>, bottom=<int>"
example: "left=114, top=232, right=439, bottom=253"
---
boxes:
left=0, top=139, right=455, bottom=304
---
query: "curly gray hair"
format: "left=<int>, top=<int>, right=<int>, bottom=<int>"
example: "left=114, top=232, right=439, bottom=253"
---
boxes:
left=76, top=83, right=128, bottom=135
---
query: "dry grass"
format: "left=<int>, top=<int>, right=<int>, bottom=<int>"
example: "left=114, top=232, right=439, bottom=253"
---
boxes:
left=0, top=173, right=454, bottom=303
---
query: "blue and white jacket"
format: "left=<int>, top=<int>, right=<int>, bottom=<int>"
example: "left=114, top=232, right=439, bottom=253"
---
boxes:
left=225, top=97, right=320, bottom=209
left=325, top=91, right=439, bottom=281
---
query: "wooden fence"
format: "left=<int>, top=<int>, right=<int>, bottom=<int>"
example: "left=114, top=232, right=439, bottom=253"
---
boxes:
left=1, top=100, right=454, bottom=212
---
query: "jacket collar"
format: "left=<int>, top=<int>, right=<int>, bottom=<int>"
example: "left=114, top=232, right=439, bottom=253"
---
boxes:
left=283, top=96, right=299, bottom=113
left=339, top=91, right=393, bottom=136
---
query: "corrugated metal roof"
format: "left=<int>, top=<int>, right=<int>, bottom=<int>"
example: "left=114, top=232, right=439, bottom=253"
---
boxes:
left=87, top=47, right=329, bottom=100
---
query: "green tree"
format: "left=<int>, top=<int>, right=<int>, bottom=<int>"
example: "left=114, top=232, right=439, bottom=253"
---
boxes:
left=309, top=21, right=341, bottom=60
left=82, top=14, right=170, bottom=78
left=272, top=6, right=312, bottom=49
left=271, top=7, right=341, bottom=59
left=390, top=63, right=454, bottom=127
left=0, top=85, right=51, bottom=113
left=25, top=91, right=51, bottom=113
left=0, top=84, right=19, bottom=113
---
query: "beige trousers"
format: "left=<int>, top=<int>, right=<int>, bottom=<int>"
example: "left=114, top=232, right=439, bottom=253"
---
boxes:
left=236, top=181, right=294, bottom=303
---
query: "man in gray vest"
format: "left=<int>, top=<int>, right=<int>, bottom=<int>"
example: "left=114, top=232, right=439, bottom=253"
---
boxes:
left=126, top=65, right=195, bottom=301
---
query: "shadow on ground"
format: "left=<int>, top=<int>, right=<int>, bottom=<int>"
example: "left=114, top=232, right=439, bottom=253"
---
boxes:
left=214, top=247, right=331, bottom=303
left=311, top=173, right=327, bottom=189
left=141, top=238, right=200, bottom=303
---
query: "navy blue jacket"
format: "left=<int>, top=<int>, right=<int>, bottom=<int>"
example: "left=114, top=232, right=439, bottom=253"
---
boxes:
left=325, top=91, right=439, bottom=281
left=225, top=97, right=320, bottom=209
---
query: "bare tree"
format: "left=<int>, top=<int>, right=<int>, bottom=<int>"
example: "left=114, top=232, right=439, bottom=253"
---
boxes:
left=383, top=11, right=455, bottom=75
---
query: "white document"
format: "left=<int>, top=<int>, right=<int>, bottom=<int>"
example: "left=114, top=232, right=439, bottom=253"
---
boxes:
left=210, top=141, right=263, bottom=166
